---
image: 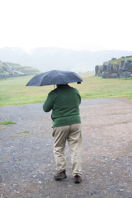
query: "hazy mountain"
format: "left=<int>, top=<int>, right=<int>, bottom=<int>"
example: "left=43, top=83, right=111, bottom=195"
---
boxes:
left=0, top=60, right=39, bottom=78
left=0, top=47, right=132, bottom=72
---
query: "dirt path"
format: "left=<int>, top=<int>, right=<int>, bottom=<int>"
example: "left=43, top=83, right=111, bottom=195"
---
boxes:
left=0, top=98, right=132, bottom=198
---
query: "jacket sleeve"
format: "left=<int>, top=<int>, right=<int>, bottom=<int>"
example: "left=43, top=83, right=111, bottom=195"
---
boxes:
left=78, top=92, right=81, bottom=104
left=43, top=91, right=56, bottom=112
left=75, top=89, right=81, bottom=104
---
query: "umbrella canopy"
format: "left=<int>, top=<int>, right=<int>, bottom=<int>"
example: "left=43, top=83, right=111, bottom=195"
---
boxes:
left=26, top=70, right=83, bottom=86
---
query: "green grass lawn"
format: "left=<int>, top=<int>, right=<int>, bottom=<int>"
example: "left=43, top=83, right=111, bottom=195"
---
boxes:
left=0, top=75, right=132, bottom=106
left=0, top=121, right=16, bottom=125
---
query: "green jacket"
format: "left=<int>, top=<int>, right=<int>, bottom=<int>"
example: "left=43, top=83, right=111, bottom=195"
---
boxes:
left=43, top=85, right=81, bottom=127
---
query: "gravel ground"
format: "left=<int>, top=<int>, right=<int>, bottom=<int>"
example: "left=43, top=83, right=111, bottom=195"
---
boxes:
left=0, top=98, right=132, bottom=198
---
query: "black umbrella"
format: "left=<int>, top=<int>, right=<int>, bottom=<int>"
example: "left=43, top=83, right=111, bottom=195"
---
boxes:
left=26, top=70, right=83, bottom=86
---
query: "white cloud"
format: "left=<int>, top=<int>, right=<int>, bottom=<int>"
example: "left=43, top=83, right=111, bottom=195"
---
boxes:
left=0, top=0, right=132, bottom=50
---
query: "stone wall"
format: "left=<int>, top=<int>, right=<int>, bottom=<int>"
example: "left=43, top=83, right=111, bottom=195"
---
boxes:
left=95, top=58, right=132, bottom=78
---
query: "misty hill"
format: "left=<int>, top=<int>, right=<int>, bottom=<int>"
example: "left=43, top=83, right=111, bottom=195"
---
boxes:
left=0, top=60, right=39, bottom=78
left=0, top=47, right=132, bottom=72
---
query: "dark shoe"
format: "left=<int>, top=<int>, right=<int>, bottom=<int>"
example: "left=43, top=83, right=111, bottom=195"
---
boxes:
left=54, top=170, right=67, bottom=181
left=74, top=174, right=82, bottom=184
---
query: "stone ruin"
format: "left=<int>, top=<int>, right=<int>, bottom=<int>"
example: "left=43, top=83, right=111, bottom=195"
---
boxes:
left=95, top=57, right=132, bottom=78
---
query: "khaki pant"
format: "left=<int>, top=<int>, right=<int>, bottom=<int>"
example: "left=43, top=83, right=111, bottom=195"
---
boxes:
left=52, top=123, right=82, bottom=176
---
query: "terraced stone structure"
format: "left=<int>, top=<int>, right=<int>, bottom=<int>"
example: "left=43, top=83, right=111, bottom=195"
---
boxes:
left=95, top=56, right=132, bottom=78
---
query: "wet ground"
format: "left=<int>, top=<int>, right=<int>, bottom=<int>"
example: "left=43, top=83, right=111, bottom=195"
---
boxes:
left=0, top=98, right=132, bottom=198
